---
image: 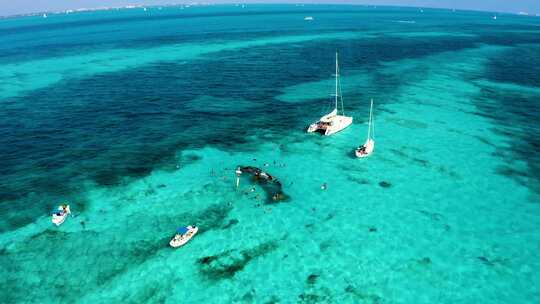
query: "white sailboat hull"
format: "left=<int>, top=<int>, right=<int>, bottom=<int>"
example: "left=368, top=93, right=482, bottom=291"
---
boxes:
left=356, top=139, right=375, bottom=158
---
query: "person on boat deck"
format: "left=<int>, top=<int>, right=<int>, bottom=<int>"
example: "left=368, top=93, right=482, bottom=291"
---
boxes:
left=55, top=205, right=66, bottom=216
left=62, top=205, right=68, bottom=213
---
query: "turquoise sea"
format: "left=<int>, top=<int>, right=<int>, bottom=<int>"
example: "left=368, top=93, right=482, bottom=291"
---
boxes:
left=1, top=4, right=540, bottom=303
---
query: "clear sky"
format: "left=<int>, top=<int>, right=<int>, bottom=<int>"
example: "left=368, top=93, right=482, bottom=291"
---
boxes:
left=1, top=0, right=539, bottom=17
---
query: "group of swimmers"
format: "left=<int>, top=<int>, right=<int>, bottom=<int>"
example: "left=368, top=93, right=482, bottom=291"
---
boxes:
left=236, top=166, right=287, bottom=202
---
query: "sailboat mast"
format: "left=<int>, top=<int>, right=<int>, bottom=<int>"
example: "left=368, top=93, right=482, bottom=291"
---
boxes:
left=367, top=99, right=373, bottom=140
left=335, top=52, right=339, bottom=111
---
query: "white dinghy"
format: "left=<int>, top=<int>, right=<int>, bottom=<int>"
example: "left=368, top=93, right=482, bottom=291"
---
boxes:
left=356, top=99, right=375, bottom=158
left=169, top=226, right=198, bottom=248
left=307, top=52, right=353, bottom=136
left=51, top=204, right=71, bottom=226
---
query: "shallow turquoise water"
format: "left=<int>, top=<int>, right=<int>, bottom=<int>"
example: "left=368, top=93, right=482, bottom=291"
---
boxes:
left=1, top=4, right=539, bottom=303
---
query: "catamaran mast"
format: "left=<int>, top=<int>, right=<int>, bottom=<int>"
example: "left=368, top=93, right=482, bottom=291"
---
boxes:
left=335, top=52, right=339, bottom=111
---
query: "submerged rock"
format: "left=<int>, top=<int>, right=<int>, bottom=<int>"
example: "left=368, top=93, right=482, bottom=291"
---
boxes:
left=197, top=240, right=280, bottom=281
left=477, top=256, right=499, bottom=266
left=222, top=218, right=239, bottom=229
left=298, top=293, right=328, bottom=303
left=306, top=274, right=319, bottom=285
left=379, top=181, right=392, bottom=188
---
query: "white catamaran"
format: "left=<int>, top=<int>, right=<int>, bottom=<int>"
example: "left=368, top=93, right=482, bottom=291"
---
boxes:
left=307, top=52, right=353, bottom=136
left=355, top=99, right=375, bottom=158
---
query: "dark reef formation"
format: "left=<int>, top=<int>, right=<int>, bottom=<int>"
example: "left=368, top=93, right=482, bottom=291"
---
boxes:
left=197, top=240, right=280, bottom=281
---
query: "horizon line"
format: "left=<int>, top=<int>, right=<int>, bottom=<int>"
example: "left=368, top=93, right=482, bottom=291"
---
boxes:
left=1, top=2, right=539, bottom=19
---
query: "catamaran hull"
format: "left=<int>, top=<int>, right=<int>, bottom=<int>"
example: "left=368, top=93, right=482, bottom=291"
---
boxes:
left=307, top=124, right=318, bottom=133
left=307, top=116, right=353, bottom=136
left=324, top=117, right=353, bottom=136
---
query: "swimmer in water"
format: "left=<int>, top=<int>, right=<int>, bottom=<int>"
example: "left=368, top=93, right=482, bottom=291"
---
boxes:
left=321, top=183, right=327, bottom=190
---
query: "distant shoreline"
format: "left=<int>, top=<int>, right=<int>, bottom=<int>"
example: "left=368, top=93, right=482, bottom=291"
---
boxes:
left=1, top=3, right=538, bottom=20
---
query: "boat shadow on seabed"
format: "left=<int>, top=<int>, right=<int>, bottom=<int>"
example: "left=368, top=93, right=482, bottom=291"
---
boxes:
left=235, top=166, right=290, bottom=204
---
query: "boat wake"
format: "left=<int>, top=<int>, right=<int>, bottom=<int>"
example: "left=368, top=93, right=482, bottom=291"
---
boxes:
left=394, top=20, right=416, bottom=24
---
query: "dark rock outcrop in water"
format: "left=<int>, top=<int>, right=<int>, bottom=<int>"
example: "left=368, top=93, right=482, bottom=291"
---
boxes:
left=379, top=181, right=392, bottom=188
left=197, top=239, right=279, bottom=281
left=237, top=166, right=289, bottom=203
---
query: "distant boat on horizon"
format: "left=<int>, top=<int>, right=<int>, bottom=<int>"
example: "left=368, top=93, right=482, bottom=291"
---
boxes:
left=42, top=13, right=47, bottom=18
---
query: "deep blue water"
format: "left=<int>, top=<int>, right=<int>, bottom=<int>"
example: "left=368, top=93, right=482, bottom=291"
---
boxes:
left=1, top=5, right=540, bottom=231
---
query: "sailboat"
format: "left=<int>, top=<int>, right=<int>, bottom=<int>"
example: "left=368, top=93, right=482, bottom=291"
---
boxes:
left=307, top=52, right=353, bottom=136
left=355, top=99, right=375, bottom=158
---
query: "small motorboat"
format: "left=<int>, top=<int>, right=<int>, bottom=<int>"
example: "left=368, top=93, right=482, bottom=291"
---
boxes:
left=304, top=16, right=314, bottom=21
left=51, top=204, right=71, bottom=226
left=169, top=226, right=198, bottom=248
